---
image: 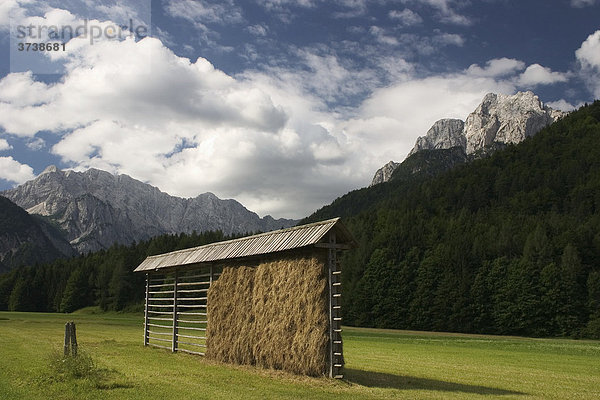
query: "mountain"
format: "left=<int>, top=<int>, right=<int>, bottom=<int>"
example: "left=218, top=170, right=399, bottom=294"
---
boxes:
left=464, top=92, right=564, bottom=153
left=408, top=118, right=465, bottom=157
left=370, top=91, right=565, bottom=186
left=0, top=196, right=75, bottom=273
left=370, top=161, right=400, bottom=186
left=304, top=100, right=600, bottom=338
left=2, top=167, right=296, bottom=253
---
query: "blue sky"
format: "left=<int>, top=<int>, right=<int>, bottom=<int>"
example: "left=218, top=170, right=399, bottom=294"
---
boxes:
left=0, top=0, right=599, bottom=218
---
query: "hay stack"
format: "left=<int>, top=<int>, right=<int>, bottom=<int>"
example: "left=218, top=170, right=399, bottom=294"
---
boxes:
left=206, top=254, right=329, bottom=376
left=205, top=266, right=256, bottom=365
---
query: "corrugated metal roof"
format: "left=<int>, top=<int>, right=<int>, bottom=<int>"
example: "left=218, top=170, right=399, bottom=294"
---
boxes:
left=134, top=217, right=356, bottom=272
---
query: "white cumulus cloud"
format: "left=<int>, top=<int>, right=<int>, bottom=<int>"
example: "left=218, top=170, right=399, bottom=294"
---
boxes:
left=466, top=58, right=526, bottom=78
left=0, top=139, right=12, bottom=151
left=576, top=30, right=600, bottom=98
left=518, top=64, right=568, bottom=87
left=0, top=157, right=35, bottom=184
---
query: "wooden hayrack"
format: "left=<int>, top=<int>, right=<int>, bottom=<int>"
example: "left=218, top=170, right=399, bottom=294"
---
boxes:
left=136, top=218, right=356, bottom=378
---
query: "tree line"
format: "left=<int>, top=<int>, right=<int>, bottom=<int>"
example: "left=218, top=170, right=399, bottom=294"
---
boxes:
left=0, top=230, right=231, bottom=313
left=305, top=100, right=600, bottom=338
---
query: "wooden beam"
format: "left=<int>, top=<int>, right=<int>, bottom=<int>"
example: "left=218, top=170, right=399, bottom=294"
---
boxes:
left=327, top=231, right=336, bottom=378
left=172, top=271, right=178, bottom=352
left=144, top=273, right=149, bottom=346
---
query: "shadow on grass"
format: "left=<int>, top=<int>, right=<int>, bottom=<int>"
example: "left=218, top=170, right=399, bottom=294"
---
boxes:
left=94, top=368, right=135, bottom=390
left=344, top=368, right=526, bottom=396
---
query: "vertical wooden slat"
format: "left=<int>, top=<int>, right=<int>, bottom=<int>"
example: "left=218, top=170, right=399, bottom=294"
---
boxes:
left=172, top=271, right=179, bottom=352
left=328, top=231, right=336, bottom=378
left=144, top=273, right=149, bottom=346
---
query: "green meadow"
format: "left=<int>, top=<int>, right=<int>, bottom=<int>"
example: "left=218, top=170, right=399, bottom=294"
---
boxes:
left=0, top=310, right=598, bottom=400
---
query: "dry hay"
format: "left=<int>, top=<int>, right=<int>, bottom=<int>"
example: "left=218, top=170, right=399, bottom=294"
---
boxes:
left=206, top=254, right=330, bottom=376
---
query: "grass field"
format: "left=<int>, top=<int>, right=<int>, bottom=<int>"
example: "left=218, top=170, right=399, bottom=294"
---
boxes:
left=0, top=310, right=599, bottom=399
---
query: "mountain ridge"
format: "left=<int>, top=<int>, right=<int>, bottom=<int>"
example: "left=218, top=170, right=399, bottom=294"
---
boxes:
left=371, top=91, right=565, bottom=186
left=3, top=167, right=297, bottom=253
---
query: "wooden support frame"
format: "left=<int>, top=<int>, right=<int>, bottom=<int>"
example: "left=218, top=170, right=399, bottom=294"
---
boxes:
left=327, top=231, right=344, bottom=379
left=145, top=265, right=217, bottom=356
left=142, top=244, right=346, bottom=379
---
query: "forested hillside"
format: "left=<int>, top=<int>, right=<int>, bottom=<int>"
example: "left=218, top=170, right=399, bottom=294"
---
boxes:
left=0, top=196, right=74, bottom=273
left=0, top=230, right=231, bottom=313
left=305, top=101, right=600, bottom=338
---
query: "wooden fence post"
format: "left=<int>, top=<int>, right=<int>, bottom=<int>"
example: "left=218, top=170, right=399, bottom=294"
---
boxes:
left=64, top=322, right=78, bottom=356
left=71, top=322, right=78, bottom=356
left=64, top=322, right=71, bottom=356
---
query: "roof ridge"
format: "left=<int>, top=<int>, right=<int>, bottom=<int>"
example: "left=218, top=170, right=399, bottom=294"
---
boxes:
left=143, top=217, right=341, bottom=260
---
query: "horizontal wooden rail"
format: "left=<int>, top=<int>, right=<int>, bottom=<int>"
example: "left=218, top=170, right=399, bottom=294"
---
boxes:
left=178, top=297, right=207, bottom=301
left=148, top=317, right=173, bottom=322
left=149, top=283, right=175, bottom=288
left=149, top=336, right=171, bottom=343
left=178, top=326, right=206, bottom=331
left=178, top=349, right=205, bottom=356
left=178, top=319, right=207, bottom=324
left=177, top=304, right=207, bottom=308
left=148, top=323, right=172, bottom=329
left=148, top=330, right=172, bottom=336
left=177, top=281, right=210, bottom=287
left=178, top=341, right=207, bottom=348
left=177, top=289, right=209, bottom=293
left=148, top=343, right=172, bottom=350
left=176, top=333, right=207, bottom=340
left=178, top=312, right=207, bottom=316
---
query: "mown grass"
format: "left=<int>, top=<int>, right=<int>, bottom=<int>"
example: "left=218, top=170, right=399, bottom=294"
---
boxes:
left=0, top=309, right=598, bottom=399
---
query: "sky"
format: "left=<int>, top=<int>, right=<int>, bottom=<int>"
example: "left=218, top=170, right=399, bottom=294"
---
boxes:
left=0, top=0, right=599, bottom=219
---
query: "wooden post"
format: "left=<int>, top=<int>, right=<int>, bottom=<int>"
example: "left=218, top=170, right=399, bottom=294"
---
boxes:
left=64, top=322, right=71, bottom=356
left=328, top=232, right=336, bottom=378
left=144, top=273, right=149, bottom=346
left=64, top=322, right=77, bottom=356
left=172, top=271, right=178, bottom=352
left=71, top=322, right=78, bottom=356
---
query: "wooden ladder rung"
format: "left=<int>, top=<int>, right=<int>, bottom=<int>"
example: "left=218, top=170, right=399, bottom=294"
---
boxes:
left=333, top=352, right=342, bottom=356
left=334, top=375, right=344, bottom=379
left=333, top=364, right=343, bottom=368
left=333, top=317, right=342, bottom=321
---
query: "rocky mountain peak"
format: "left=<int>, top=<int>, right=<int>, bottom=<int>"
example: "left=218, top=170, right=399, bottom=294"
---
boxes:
left=371, top=91, right=566, bottom=186
left=464, top=91, right=563, bottom=153
left=41, top=165, right=59, bottom=174
left=370, top=161, right=400, bottom=186
left=408, top=118, right=465, bottom=157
